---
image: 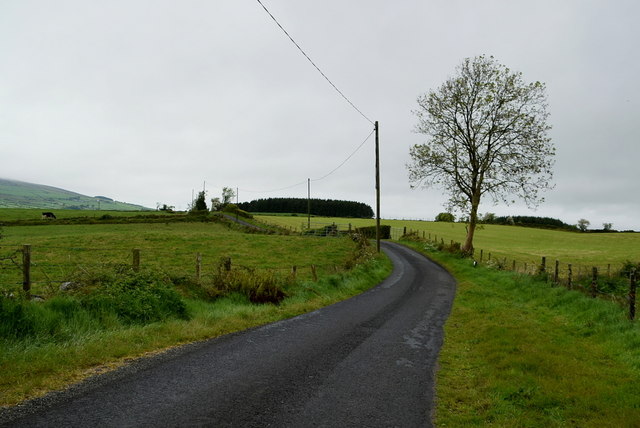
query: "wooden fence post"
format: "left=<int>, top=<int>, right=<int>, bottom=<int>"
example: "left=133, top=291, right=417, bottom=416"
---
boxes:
left=311, top=264, right=318, bottom=281
left=480, top=249, right=483, bottom=263
left=568, top=263, right=573, bottom=289
left=554, top=260, right=559, bottom=284
left=22, top=244, right=31, bottom=297
left=291, top=265, right=297, bottom=278
left=224, top=257, right=232, bottom=272
left=629, top=268, right=637, bottom=321
left=539, top=257, right=547, bottom=276
left=132, top=248, right=140, bottom=272
left=591, top=267, right=598, bottom=298
left=512, top=260, right=516, bottom=272
left=195, top=253, right=202, bottom=281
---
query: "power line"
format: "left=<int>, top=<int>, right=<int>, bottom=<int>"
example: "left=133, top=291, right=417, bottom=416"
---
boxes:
left=255, top=0, right=373, bottom=125
left=239, top=180, right=307, bottom=194
left=240, top=127, right=375, bottom=193
left=311, top=128, right=375, bottom=181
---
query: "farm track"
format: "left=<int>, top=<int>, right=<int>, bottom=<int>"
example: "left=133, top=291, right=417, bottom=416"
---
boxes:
left=0, top=241, right=456, bottom=427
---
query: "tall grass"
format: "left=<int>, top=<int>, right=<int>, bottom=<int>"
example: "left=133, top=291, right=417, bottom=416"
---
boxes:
left=400, top=239, right=640, bottom=427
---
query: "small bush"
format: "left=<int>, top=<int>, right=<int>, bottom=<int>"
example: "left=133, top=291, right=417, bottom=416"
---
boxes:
left=202, top=258, right=290, bottom=304
left=344, top=233, right=375, bottom=269
left=621, top=260, right=640, bottom=278
left=400, top=231, right=422, bottom=242
left=82, top=271, right=188, bottom=324
left=355, top=225, right=391, bottom=239
left=435, top=212, right=455, bottom=222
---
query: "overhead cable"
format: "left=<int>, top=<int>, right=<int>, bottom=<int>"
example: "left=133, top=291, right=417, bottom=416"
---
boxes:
left=255, top=0, right=373, bottom=125
left=239, top=180, right=307, bottom=194
left=311, top=127, right=375, bottom=181
left=240, top=127, right=375, bottom=193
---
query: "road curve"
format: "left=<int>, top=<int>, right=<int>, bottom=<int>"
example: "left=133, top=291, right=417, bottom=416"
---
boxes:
left=1, top=241, right=456, bottom=428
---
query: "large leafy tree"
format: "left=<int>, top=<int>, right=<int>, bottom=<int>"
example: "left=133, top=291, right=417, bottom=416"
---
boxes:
left=408, top=56, right=555, bottom=254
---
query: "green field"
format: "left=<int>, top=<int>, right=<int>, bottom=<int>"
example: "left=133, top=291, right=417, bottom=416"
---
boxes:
left=0, top=220, right=356, bottom=296
left=257, top=215, right=640, bottom=271
left=0, top=208, right=164, bottom=222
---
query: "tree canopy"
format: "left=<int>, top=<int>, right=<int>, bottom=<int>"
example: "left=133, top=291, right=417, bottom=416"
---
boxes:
left=407, top=55, right=555, bottom=253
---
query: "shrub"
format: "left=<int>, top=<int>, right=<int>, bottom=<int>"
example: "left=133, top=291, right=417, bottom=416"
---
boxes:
left=82, top=271, right=188, bottom=324
left=435, top=212, right=455, bottom=222
left=344, top=233, right=375, bottom=269
left=355, top=225, right=391, bottom=239
left=621, top=260, right=640, bottom=278
left=202, top=258, right=290, bottom=304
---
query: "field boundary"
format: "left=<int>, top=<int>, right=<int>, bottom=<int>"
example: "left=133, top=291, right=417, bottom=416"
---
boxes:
left=399, top=231, right=639, bottom=320
left=0, top=244, right=349, bottom=299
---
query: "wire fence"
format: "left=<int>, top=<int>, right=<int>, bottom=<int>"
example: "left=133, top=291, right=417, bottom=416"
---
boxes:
left=397, top=230, right=639, bottom=320
left=0, top=244, right=346, bottom=298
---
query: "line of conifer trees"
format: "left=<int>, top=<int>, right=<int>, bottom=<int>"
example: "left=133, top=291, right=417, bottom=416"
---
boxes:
left=237, top=198, right=374, bottom=218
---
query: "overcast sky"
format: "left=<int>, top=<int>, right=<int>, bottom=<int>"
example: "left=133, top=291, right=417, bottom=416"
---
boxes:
left=1, top=1, right=639, bottom=230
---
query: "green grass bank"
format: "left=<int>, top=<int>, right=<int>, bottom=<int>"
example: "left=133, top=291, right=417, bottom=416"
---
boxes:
left=400, top=239, right=640, bottom=427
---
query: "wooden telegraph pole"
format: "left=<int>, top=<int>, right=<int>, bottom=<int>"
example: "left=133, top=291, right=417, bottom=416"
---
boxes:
left=375, top=121, right=381, bottom=253
left=307, top=178, right=311, bottom=230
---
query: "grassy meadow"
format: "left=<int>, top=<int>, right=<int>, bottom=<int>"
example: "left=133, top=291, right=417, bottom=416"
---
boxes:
left=0, top=208, right=162, bottom=222
left=0, top=221, right=357, bottom=295
left=0, top=210, right=391, bottom=406
left=257, top=215, right=640, bottom=270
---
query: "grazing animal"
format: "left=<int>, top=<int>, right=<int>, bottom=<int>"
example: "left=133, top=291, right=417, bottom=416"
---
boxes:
left=41, top=212, right=56, bottom=220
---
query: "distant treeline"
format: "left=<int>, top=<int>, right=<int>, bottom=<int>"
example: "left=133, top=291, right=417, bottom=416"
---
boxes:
left=484, top=215, right=578, bottom=231
left=238, top=198, right=374, bottom=218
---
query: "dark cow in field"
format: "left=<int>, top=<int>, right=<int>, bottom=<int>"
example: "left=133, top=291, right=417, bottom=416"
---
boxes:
left=41, top=212, right=56, bottom=220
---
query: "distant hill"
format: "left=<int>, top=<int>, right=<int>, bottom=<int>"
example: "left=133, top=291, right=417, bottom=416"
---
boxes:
left=0, top=178, right=150, bottom=211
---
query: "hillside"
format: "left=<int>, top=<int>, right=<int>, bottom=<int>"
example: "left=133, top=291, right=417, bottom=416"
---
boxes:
left=0, top=178, right=149, bottom=211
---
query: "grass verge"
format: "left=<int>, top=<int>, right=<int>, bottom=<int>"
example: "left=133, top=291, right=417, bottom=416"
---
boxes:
left=400, top=240, right=640, bottom=427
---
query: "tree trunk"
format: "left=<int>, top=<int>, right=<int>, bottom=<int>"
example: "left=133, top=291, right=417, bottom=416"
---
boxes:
left=462, top=194, right=480, bottom=255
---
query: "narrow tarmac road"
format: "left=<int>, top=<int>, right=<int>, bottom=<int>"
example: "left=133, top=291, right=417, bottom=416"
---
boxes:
left=1, top=241, right=456, bottom=428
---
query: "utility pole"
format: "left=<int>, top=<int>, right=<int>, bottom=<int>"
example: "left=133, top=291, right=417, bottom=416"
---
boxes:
left=307, top=178, right=311, bottom=230
left=375, top=121, right=381, bottom=253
